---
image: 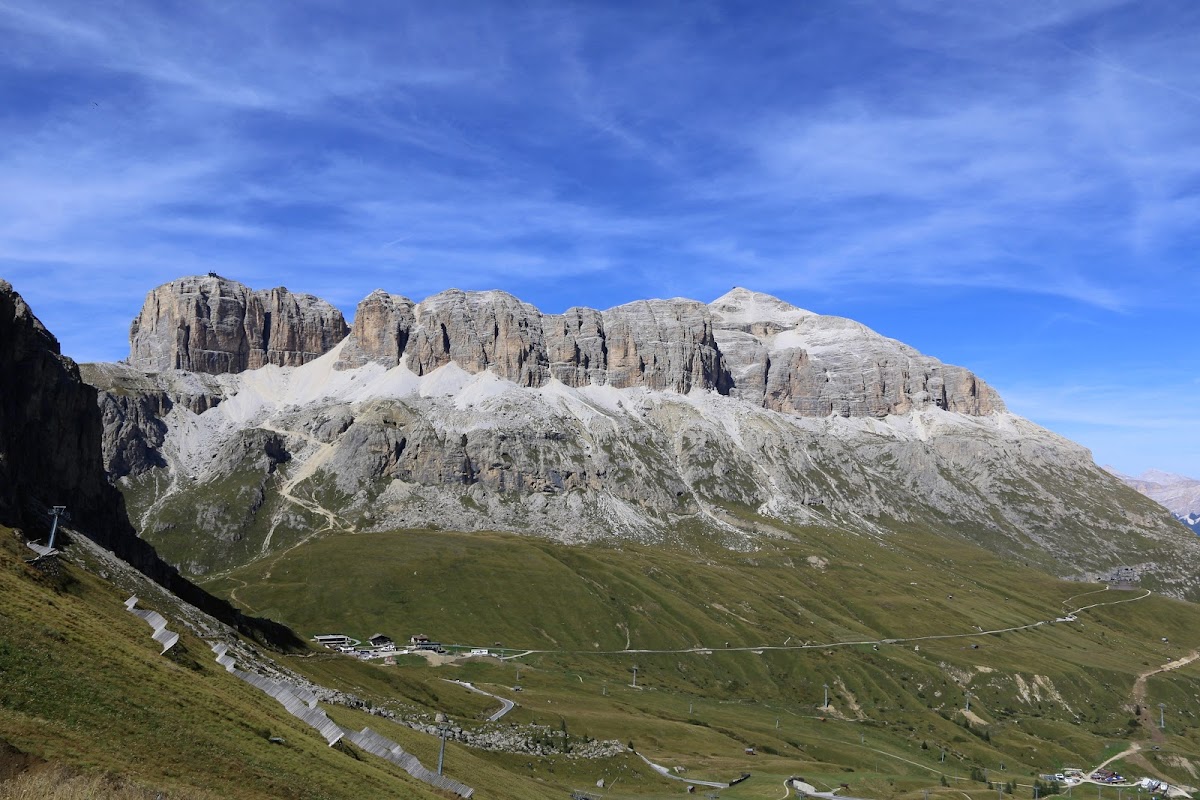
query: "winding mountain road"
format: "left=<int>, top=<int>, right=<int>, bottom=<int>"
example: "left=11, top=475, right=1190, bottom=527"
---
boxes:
left=445, top=680, right=516, bottom=722
left=636, top=753, right=727, bottom=789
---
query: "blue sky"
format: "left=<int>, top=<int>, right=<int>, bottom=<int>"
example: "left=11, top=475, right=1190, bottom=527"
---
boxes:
left=1, top=0, right=1197, bottom=477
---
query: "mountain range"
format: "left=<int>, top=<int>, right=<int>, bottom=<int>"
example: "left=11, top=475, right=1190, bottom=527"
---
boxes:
left=1108, top=467, right=1200, bottom=534
left=7, top=274, right=1200, bottom=797
left=81, top=275, right=1198, bottom=598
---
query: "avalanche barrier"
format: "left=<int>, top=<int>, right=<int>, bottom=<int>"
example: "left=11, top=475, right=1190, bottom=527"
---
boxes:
left=124, top=595, right=180, bottom=654
left=208, top=643, right=473, bottom=797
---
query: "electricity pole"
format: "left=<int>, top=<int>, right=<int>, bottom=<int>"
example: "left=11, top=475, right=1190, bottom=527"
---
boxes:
left=1159, top=703, right=1166, bottom=729
left=823, top=683, right=829, bottom=708
left=437, top=722, right=449, bottom=775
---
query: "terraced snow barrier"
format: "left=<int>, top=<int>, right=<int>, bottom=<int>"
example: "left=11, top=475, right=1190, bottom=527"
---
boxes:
left=207, top=643, right=474, bottom=797
left=210, top=643, right=343, bottom=745
left=124, top=596, right=180, bottom=654
left=344, top=726, right=475, bottom=797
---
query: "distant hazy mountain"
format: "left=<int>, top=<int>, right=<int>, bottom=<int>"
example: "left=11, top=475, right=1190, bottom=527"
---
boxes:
left=1106, top=467, right=1200, bottom=534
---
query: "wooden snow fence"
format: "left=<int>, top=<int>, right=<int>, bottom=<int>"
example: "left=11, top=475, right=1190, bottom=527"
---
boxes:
left=124, top=596, right=179, bottom=654
left=344, top=727, right=475, bottom=797
left=208, top=643, right=473, bottom=797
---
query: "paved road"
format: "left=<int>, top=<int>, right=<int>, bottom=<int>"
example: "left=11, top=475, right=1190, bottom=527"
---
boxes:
left=636, top=753, right=727, bottom=789
left=494, top=589, right=1152, bottom=660
left=790, top=779, right=873, bottom=800
left=445, top=680, right=516, bottom=722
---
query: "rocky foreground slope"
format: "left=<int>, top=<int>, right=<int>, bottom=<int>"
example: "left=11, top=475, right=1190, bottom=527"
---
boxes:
left=83, top=276, right=1199, bottom=598
left=0, top=278, right=298, bottom=647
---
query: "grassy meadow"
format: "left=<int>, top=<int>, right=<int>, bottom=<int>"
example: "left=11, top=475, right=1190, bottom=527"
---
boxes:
left=197, top=523, right=1200, bottom=796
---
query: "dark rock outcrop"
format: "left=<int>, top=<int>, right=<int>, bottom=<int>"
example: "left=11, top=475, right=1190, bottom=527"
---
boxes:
left=0, top=279, right=301, bottom=649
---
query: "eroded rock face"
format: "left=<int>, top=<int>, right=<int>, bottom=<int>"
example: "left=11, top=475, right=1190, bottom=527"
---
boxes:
left=332, top=286, right=997, bottom=416
left=81, top=361, right=231, bottom=481
left=334, top=290, right=415, bottom=370
left=708, top=288, right=1003, bottom=417
left=129, top=275, right=348, bottom=374
left=131, top=279, right=999, bottom=418
left=335, top=289, right=733, bottom=394
left=408, top=290, right=549, bottom=386
left=588, top=299, right=729, bottom=393
left=83, top=279, right=1200, bottom=600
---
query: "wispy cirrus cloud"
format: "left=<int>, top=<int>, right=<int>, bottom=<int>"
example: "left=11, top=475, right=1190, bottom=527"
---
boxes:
left=0, top=1, right=1197, bottom=473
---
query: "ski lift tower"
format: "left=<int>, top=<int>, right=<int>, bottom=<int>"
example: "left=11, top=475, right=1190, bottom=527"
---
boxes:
left=26, top=505, right=67, bottom=560
left=47, top=506, right=66, bottom=548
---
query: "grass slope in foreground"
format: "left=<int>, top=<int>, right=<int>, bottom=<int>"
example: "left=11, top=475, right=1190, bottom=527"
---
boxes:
left=0, top=527, right=637, bottom=799
left=207, top=524, right=1200, bottom=798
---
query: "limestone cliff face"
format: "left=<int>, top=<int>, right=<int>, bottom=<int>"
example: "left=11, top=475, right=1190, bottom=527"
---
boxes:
left=334, top=289, right=731, bottom=394
left=82, top=278, right=1198, bottom=600
left=129, top=275, right=348, bottom=374
left=710, top=289, right=1002, bottom=417
left=406, top=290, right=549, bottom=386
left=127, top=279, right=999, bottom=418
left=333, top=290, right=416, bottom=370
left=333, top=286, right=994, bottom=416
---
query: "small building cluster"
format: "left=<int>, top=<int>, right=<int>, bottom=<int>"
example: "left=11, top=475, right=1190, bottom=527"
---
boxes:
left=1040, top=769, right=1174, bottom=796
left=409, top=634, right=446, bottom=653
left=310, top=631, right=498, bottom=661
left=1138, top=778, right=1171, bottom=795
left=1105, top=565, right=1139, bottom=585
left=368, top=633, right=395, bottom=651
left=312, top=634, right=359, bottom=652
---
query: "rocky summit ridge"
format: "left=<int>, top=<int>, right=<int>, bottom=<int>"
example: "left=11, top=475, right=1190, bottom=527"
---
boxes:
left=128, top=278, right=1001, bottom=417
left=83, top=276, right=1199, bottom=598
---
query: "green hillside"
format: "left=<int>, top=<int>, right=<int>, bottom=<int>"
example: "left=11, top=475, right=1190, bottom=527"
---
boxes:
left=6, top=518, right=1200, bottom=799
left=203, top=523, right=1200, bottom=796
left=0, top=527, right=653, bottom=799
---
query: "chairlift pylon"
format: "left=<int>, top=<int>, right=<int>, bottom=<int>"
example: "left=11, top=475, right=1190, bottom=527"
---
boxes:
left=25, top=505, right=67, bottom=561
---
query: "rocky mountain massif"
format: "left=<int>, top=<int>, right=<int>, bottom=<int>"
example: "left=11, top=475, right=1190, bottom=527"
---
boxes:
left=84, top=276, right=1200, bottom=598
left=0, top=279, right=298, bottom=647
left=130, top=274, right=348, bottom=374
left=1110, top=468, right=1200, bottom=534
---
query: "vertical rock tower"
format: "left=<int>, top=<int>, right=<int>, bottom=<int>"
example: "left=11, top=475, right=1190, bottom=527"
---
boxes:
left=128, top=275, right=348, bottom=374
